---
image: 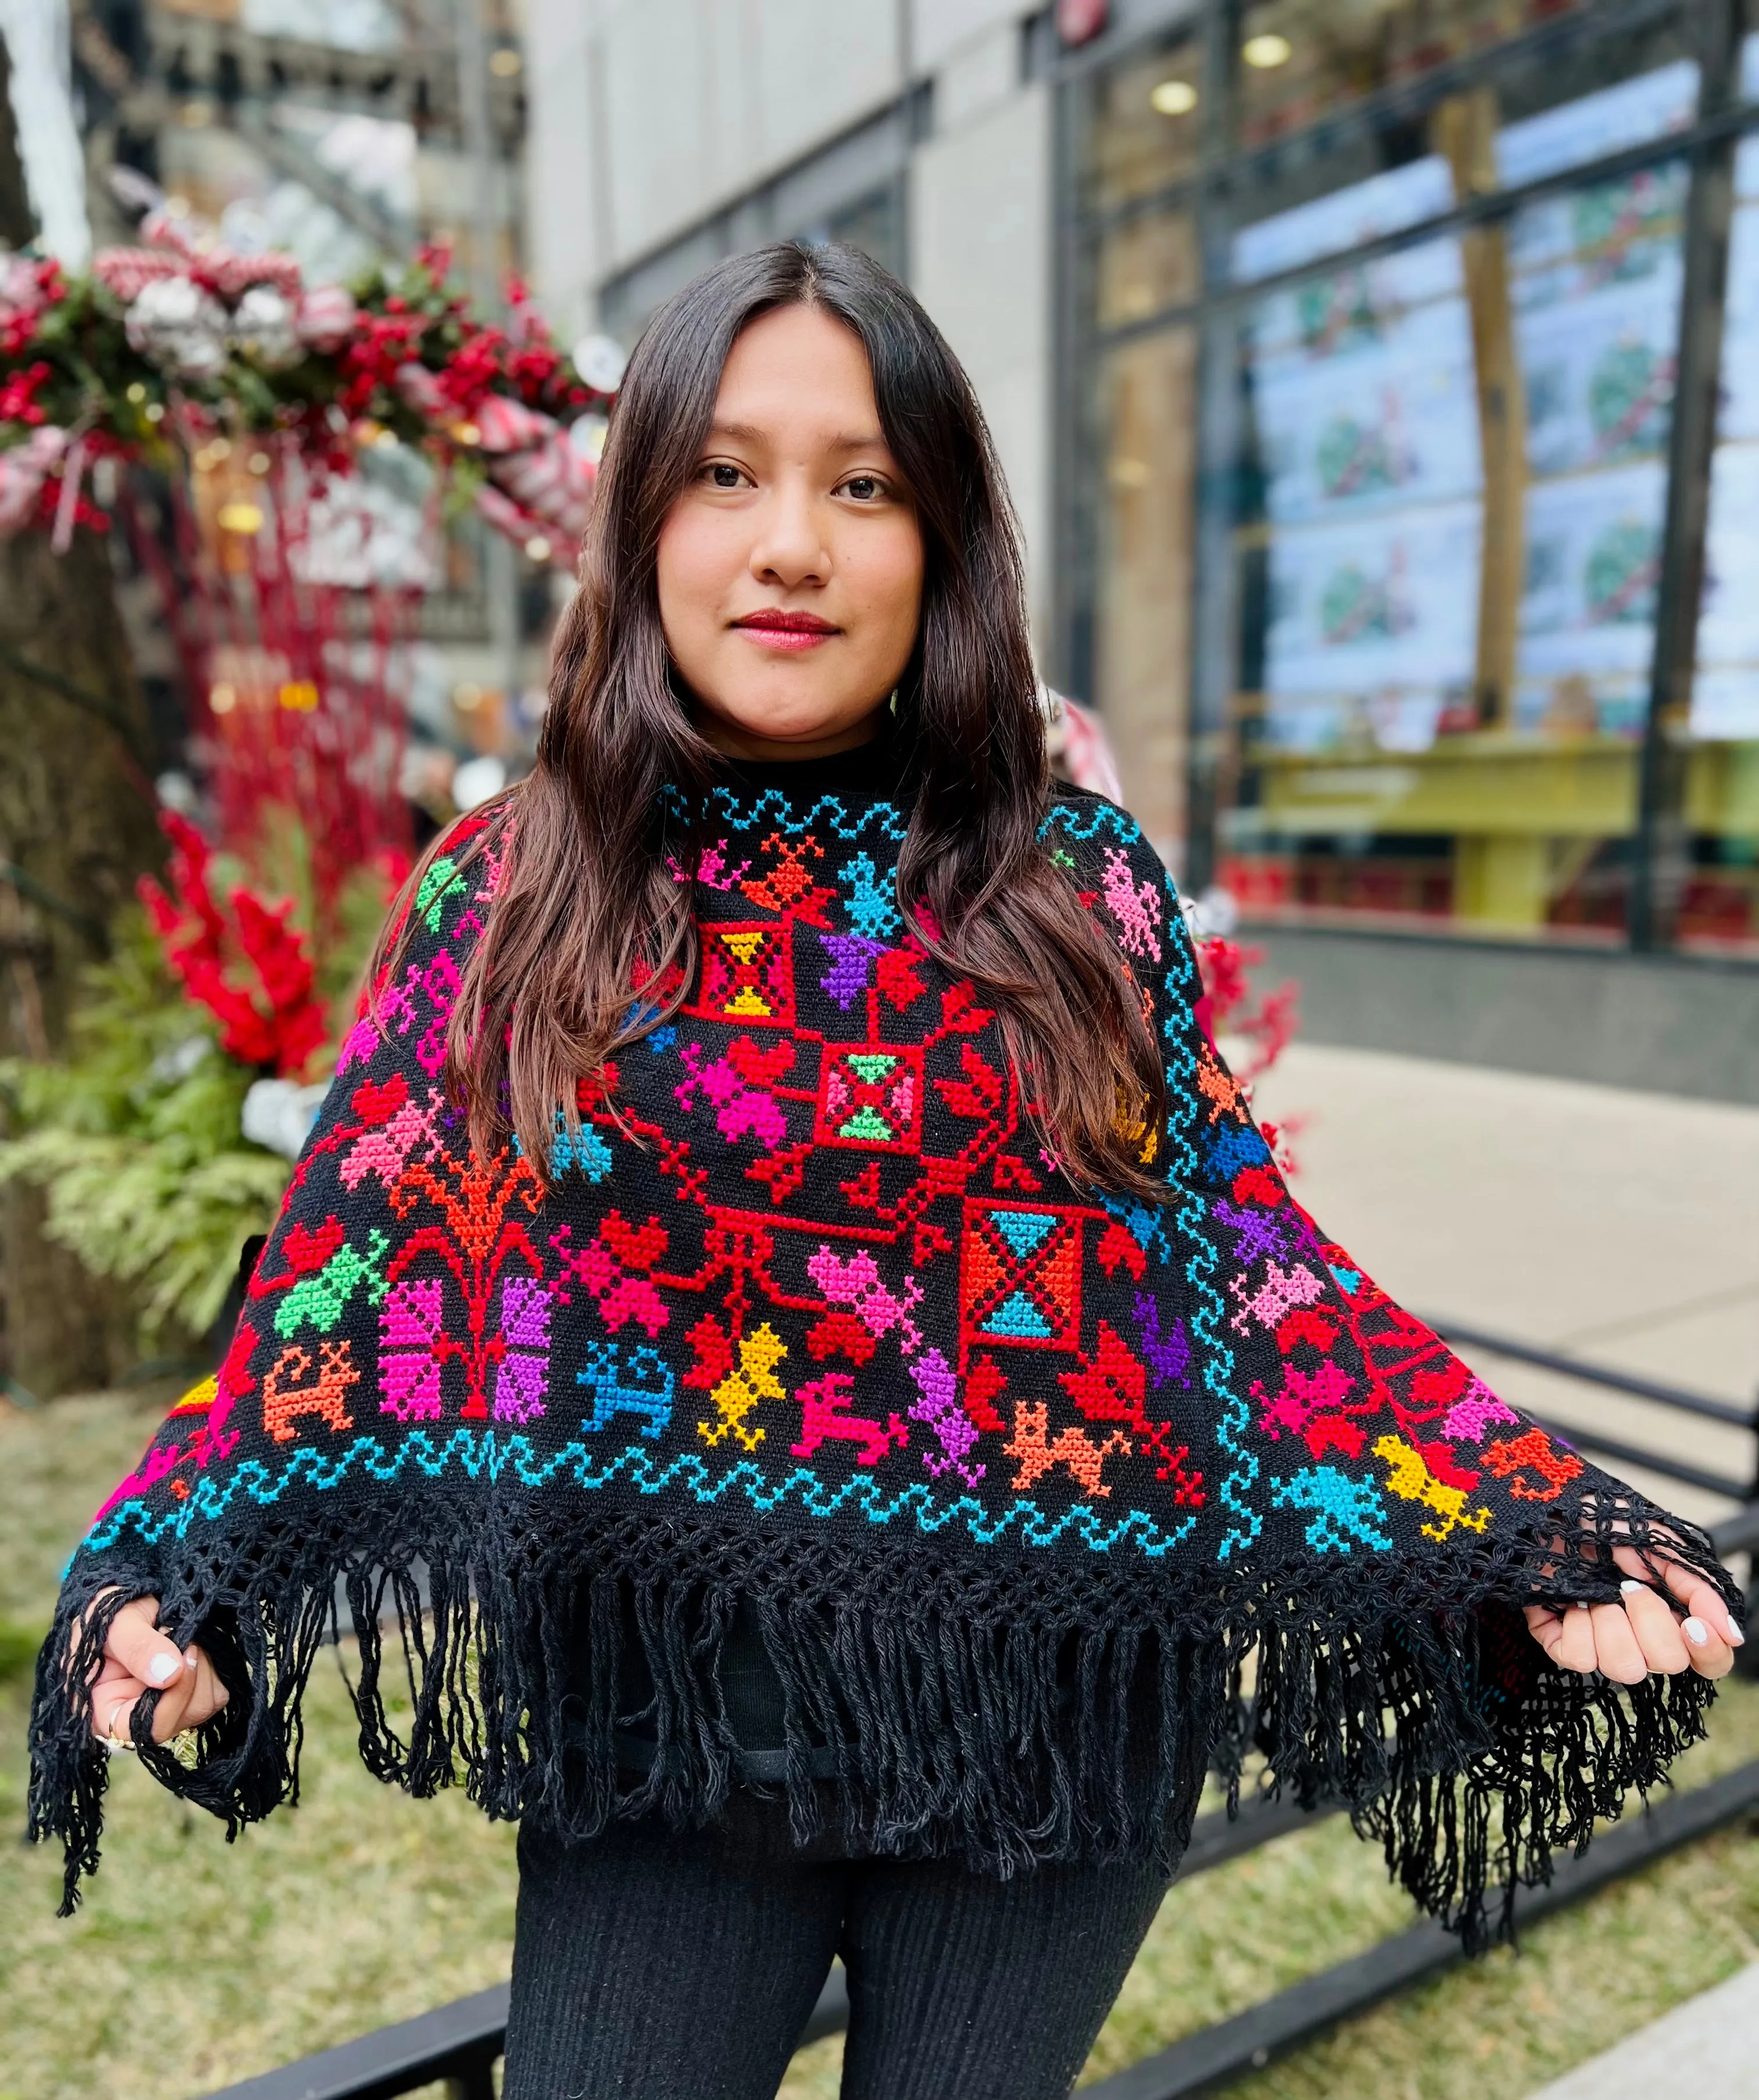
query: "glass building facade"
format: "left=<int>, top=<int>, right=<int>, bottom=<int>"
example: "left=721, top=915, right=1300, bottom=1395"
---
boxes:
left=1060, top=0, right=1759, bottom=956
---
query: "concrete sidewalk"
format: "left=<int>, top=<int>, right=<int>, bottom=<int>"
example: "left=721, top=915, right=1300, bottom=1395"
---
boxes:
left=1248, top=1041, right=1759, bottom=1530
left=1233, top=1043, right=1759, bottom=2099
left=1523, top=1961, right=1759, bottom=2098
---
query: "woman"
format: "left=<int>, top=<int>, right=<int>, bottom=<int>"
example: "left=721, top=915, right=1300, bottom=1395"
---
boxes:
left=32, top=243, right=1742, bottom=2100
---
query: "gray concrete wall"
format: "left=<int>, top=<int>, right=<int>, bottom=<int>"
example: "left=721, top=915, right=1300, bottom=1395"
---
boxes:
left=909, top=62, right=1051, bottom=635
left=524, top=0, right=913, bottom=334
left=1244, top=925, right=1759, bottom=1106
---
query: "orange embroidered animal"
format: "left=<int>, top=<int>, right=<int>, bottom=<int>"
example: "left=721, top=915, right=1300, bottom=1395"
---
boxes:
left=1004, top=1398, right=1130, bottom=1499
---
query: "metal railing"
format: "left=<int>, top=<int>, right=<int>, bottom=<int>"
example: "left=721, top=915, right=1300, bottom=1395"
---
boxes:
left=205, top=1328, right=1759, bottom=2100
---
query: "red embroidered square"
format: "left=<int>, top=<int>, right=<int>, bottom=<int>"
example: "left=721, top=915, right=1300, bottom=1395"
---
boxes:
left=695, top=923, right=795, bottom=1027
left=813, top=1044, right=925, bottom=1152
left=959, top=1201, right=1083, bottom=1355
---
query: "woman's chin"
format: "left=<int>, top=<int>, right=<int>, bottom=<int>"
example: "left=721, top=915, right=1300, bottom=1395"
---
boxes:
left=696, top=702, right=886, bottom=758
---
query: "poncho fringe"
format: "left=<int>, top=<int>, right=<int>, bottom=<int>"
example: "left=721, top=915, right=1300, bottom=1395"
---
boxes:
left=26, top=757, right=1742, bottom=1953
left=30, top=1493, right=1729, bottom=1949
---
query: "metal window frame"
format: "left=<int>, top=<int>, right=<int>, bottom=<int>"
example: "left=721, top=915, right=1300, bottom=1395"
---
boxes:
left=1054, top=0, right=1759, bottom=950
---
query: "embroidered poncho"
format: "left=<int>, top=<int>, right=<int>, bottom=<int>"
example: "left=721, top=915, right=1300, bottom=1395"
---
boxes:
left=29, top=742, right=1739, bottom=1943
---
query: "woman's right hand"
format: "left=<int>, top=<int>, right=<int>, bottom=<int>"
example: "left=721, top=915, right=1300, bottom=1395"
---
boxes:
left=77, top=1592, right=229, bottom=1747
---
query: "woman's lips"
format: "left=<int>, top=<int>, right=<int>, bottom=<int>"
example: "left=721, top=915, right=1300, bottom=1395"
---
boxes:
left=731, top=610, right=839, bottom=653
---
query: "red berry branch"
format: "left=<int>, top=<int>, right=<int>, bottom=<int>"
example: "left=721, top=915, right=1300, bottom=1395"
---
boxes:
left=137, top=812, right=328, bottom=1079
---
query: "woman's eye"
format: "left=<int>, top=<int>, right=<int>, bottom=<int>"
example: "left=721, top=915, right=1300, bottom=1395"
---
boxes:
left=843, top=475, right=881, bottom=501
left=706, top=462, right=745, bottom=489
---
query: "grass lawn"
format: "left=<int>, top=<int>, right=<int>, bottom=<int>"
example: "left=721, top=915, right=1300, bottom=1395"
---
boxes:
left=5, top=1390, right=1757, bottom=2100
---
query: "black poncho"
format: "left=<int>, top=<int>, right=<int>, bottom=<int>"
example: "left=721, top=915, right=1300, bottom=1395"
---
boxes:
left=29, top=741, right=1740, bottom=1944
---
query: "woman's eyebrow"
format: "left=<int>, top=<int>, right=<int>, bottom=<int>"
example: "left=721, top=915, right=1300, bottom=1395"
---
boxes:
left=703, top=421, right=891, bottom=455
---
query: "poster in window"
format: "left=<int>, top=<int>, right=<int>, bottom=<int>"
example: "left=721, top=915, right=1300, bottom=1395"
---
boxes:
left=1515, top=258, right=1683, bottom=476
left=1252, top=298, right=1482, bottom=523
left=1263, top=499, right=1481, bottom=711
left=1518, top=461, right=1666, bottom=682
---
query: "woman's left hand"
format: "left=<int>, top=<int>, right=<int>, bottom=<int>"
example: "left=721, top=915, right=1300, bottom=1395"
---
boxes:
left=1525, top=1543, right=1744, bottom=1681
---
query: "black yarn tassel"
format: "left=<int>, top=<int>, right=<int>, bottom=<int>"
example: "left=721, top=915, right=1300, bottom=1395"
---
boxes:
left=26, top=1492, right=1740, bottom=1944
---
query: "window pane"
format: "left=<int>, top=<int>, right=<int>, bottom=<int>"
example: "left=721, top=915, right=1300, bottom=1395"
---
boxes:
left=1504, top=71, right=1689, bottom=934
left=1223, top=193, right=1484, bottom=926
left=1236, top=0, right=1594, bottom=149
left=1095, top=329, right=1198, bottom=862
left=824, top=187, right=903, bottom=276
left=1088, top=34, right=1203, bottom=210
left=1687, top=48, right=1759, bottom=955
left=1097, top=207, right=1199, bottom=328
left=1219, top=65, right=1689, bottom=939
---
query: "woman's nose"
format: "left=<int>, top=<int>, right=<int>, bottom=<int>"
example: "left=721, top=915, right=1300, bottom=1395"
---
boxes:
left=749, top=485, right=829, bottom=588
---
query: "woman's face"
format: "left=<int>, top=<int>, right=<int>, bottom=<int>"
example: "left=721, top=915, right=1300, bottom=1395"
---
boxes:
left=656, top=302, right=925, bottom=761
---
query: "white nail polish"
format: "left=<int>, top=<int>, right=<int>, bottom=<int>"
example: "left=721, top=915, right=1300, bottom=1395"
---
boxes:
left=1683, top=1617, right=1709, bottom=1646
left=148, top=1653, right=179, bottom=1685
left=1621, top=1581, right=1643, bottom=1594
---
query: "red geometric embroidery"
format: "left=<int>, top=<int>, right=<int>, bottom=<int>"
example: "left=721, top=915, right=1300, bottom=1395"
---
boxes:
left=813, top=1044, right=924, bottom=1152
left=696, top=922, right=795, bottom=1027
left=958, top=1201, right=1081, bottom=1358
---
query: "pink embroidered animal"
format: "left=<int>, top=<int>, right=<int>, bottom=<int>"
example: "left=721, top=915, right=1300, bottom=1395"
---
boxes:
left=1099, top=846, right=1161, bottom=958
left=906, top=1349, right=984, bottom=1487
left=791, top=1372, right=909, bottom=1467
left=1229, top=1261, right=1326, bottom=1336
left=805, top=1246, right=924, bottom=1355
left=1004, top=1399, right=1130, bottom=1499
left=1440, top=1384, right=1521, bottom=1443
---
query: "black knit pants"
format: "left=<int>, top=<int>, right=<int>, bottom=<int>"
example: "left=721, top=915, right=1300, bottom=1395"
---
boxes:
left=501, top=1788, right=1175, bottom=2100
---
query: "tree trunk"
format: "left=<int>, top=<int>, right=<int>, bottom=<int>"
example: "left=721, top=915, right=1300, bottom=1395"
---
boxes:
left=0, top=35, right=163, bottom=1397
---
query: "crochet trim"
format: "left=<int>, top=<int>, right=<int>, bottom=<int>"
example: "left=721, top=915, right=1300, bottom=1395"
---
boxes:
left=30, top=1486, right=1729, bottom=1950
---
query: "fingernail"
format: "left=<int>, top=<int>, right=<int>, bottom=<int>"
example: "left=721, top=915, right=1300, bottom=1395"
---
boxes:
left=1728, top=1624, right=1746, bottom=1647
left=1621, top=1580, right=1643, bottom=1594
left=148, top=1653, right=180, bottom=1685
left=183, top=1650, right=198, bottom=1670
left=1683, top=1617, right=1710, bottom=1646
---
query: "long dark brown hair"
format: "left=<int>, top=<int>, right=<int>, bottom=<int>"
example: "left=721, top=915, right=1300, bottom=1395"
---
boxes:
left=371, top=240, right=1168, bottom=1197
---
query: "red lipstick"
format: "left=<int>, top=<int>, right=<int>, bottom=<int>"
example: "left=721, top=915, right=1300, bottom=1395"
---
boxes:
left=731, top=608, right=839, bottom=652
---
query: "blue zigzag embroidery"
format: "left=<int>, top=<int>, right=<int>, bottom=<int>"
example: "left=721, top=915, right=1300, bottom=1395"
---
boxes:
left=1151, top=866, right=1261, bottom=1562
left=82, top=1431, right=1199, bottom=1560
left=707, top=788, right=910, bottom=841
